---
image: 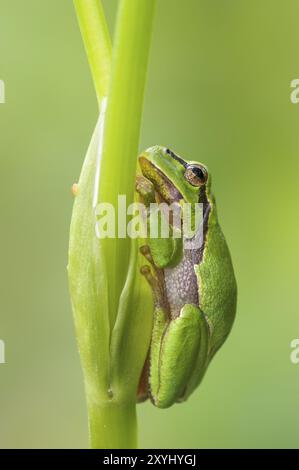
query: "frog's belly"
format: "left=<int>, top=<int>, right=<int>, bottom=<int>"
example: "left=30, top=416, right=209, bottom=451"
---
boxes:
left=164, top=250, right=200, bottom=318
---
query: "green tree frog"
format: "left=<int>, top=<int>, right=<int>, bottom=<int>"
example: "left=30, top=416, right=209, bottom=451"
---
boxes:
left=136, top=146, right=237, bottom=408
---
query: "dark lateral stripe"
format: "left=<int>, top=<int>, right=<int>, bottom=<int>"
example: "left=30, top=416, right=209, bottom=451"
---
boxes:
left=165, top=148, right=188, bottom=168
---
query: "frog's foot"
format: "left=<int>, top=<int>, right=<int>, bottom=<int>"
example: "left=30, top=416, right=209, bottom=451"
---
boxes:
left=140, top=245, right=168, bottom=311
left=140, top=245, right=164, bottom=282
left=140, top=265, right=167, bottom=312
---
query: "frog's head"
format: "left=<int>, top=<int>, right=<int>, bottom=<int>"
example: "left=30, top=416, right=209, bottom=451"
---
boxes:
left=138, top=145, right=211, bottom=204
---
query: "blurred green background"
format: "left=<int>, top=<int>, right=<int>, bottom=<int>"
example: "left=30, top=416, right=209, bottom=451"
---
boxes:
left=1, top=0, right=299, bottom=448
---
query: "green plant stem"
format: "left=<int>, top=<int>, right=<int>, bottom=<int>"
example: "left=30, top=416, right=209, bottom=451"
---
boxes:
left=99, top=0, right=156, bottom=327
left=74, top=0, right=112, bottom=104
left=88, top=399, right=137, bottom=449
left=72, top=0, right=156, bottom=449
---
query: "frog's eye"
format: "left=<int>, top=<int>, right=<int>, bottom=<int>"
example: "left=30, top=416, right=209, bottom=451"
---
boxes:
left=184, top=164, right=208, bottom=187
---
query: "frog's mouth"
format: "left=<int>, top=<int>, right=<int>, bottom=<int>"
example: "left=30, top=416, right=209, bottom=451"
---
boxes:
left=139, top=156, right=183, bottom=204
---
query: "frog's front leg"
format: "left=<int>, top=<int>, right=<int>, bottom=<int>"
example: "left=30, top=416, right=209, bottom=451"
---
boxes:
left=149, top=304, right=209, bottom=409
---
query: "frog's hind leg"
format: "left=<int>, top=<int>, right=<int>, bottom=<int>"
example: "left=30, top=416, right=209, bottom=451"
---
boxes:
left=149, top=304, right=208, bottom=408
left=178, top=310, right=210, bottom=402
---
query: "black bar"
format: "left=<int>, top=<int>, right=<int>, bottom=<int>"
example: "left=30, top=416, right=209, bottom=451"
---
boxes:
left=0, top=449, right=297, bottom=467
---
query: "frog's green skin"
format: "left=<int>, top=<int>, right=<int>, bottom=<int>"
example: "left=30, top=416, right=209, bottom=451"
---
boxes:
left=136, top=146, right=237, bottom=409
